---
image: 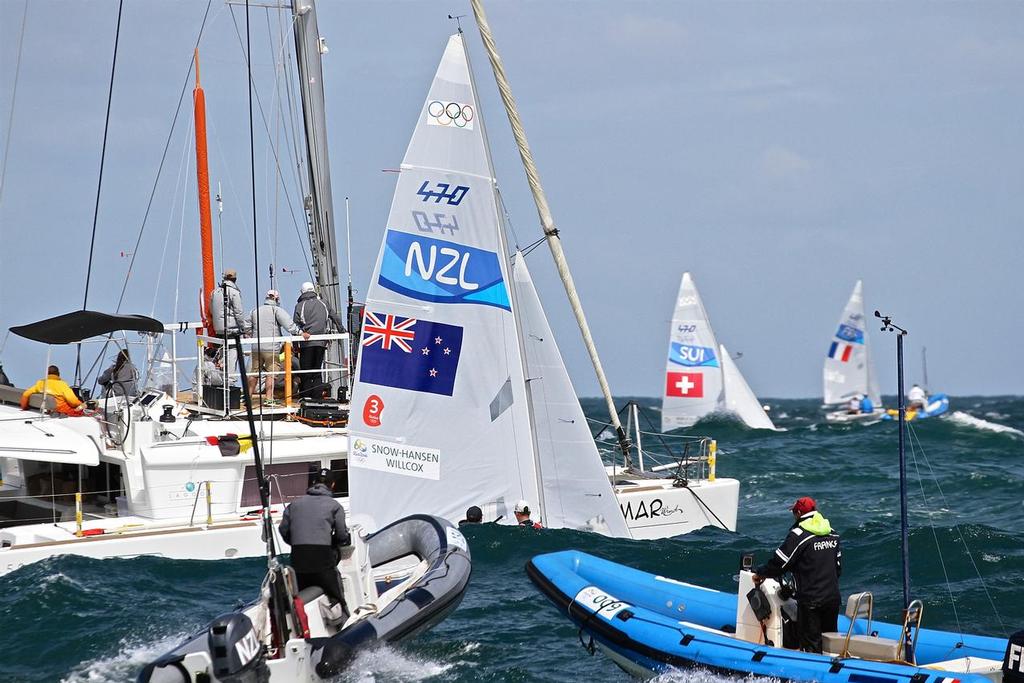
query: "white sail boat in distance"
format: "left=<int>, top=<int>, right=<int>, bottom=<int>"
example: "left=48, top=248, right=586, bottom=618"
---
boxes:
left=822, top=280, right=884, bottom=422
left=346, top=33, right=739, bottom=540
left=661, top=273, right=775, bottom=431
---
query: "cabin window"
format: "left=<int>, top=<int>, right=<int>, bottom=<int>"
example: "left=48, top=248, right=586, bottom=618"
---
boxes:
left=240, top=462, right=318, bottom=507
left=327, top=459, right=348, bottom=498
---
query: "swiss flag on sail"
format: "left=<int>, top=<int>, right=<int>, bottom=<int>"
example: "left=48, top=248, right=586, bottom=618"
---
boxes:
left=666, top=372, right=703, bottom=398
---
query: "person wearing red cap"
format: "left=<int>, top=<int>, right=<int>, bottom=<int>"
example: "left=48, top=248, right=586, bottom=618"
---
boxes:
left=753, top=496, right=842, bottom=653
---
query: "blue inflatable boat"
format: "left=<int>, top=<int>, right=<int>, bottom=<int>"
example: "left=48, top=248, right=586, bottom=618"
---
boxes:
left=882, top=393, right=950, bottom=421
left=527, top=550, right=1014, bottom=683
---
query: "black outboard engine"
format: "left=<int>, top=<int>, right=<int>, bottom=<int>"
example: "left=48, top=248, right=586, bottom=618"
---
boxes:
left=208, top=613, right=270, bottom=683
left=1004, top=630, right=1024, bottom=683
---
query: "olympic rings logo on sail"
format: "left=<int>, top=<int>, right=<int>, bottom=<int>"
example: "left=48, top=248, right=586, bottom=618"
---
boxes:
left=426, top=100, right=475, bottom=130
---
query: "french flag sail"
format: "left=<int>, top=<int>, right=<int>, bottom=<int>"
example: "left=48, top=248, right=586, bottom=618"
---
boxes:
left=822, top=280, right=881, bottom=406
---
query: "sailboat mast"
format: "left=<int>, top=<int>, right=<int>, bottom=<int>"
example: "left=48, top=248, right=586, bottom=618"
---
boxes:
left=897, top=329, right=910, bottom=612
left=468, top=0, right=631, bottom=459
left=193, top=49, right=216, bottom=335
left=291, top=0, right=344, bottom=393
left=922, top=346, right=929, bottom=390
left=878, top=311, right=912, bottom=614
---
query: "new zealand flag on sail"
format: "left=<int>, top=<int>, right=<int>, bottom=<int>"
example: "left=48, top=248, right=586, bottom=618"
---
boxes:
left=359, top=311, right=464, bottom=397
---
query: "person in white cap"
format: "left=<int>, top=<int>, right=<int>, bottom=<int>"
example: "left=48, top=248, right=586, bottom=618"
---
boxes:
left=294, top=282, right=345, bottom=399
left=514, top=500, right=543, bottom=529
left=248, top=289, right=308, bottom=405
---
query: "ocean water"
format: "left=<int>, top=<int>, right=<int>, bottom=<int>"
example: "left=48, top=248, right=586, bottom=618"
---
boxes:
left=3, top=396, right=1021, bottom=682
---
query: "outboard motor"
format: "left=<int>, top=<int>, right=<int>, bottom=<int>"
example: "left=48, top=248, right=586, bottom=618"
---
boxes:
left=1004, top=630, right=1024, bottom=683
left=207, top=613, right=270, bottom=683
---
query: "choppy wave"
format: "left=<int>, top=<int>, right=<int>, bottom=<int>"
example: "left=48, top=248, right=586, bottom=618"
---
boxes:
left=2, top=396, right=1021, bottom=682
left=945, top=410, right=1024, bottom=437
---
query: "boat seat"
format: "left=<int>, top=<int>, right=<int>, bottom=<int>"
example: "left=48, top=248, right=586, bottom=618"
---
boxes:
left=823, top=592, right=902, bottom=661
left=823, top=633, right=902, bottom=661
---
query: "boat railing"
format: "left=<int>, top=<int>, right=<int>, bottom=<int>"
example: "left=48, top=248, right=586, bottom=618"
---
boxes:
left=591, top=419, right=717, bottom=484
left=152, top=321, right=351, bottom=417
left=0, top=464, right=347, bottom=538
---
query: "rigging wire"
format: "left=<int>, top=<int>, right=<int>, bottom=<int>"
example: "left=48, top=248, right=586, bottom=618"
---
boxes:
left=0, top=0, right=28, bottom=210
left=113, top=0, right=217, bottom=314
left=907, top=421, right=1007, bottom=636
left=77, top=0, right=125, bottom=385
left=228, top=4, right=314, bottom=281
left=906, top=424, right=964, bottom=637
left=244, top=0, right=266, bottom=425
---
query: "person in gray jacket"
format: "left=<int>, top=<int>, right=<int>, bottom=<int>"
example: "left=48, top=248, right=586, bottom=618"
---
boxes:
left=248, top=289, right=308, bottom=404
left=209, top=269, right=250, bottom=385
left=293, top=282, right=345, bottom=398
left=98, top=349, right=139, bottom=398
left=279, top=469, right=351, bottom=605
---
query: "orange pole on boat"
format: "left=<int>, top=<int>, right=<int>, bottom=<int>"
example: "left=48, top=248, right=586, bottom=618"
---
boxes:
left=194, top=49, right=216, bottom=335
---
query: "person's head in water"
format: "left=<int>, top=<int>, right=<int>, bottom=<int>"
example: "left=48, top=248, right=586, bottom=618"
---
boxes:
left=459, top=505, right=483, bottom=526
left=514, top=500, right=533, bottom=524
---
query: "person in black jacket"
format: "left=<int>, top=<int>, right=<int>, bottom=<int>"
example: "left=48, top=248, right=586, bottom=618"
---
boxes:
left=279, top=469, right=351, bottom=606
left=753, top=496, right=842, bottom=653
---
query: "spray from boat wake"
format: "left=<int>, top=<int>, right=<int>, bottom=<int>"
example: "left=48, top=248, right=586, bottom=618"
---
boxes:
left=946, top=410, right=1023, bottom=437
left=61, top=633, right=188, bottom=683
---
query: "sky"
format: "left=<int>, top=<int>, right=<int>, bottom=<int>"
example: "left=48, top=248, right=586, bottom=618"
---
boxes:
left=0, top=0, right=1021, bottom=399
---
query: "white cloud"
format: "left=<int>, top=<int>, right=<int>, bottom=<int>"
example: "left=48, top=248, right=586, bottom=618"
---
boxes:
left=759, top=144, right=812, bottom=180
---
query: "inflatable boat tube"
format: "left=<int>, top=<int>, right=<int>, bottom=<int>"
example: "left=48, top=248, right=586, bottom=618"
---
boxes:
left=139, top=514, right=471, bottom=682
left=527, top=550, right=1007, bottom=683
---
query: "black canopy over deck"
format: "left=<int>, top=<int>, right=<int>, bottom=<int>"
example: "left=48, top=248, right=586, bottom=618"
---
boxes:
left=10, top=310, right=164, bottom=345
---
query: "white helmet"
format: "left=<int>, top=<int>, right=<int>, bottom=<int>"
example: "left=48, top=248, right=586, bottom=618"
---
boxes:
left=301, top=281, right=316, bottom=293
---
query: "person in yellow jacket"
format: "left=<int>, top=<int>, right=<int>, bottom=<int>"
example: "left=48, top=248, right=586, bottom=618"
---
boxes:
left=20, top=365, right=85, bottom=416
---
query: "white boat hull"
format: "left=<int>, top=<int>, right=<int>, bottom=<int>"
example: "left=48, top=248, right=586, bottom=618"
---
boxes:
left=613, top=477, right=739, bottom=539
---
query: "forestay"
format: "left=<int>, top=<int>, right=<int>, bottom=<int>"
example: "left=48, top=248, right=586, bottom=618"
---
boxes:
left=511, top=254, right=629, bottom=536
left=661, top=273, right=723, bottom=431
left=348, top=35, right=539, bottom=529
left=720, top=344, right=774, bottom=430
left=822, top=280, right=881, bottom=406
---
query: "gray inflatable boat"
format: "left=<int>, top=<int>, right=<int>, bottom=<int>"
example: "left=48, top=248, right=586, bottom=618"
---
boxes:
left=138, top=514, right=472, bottom=682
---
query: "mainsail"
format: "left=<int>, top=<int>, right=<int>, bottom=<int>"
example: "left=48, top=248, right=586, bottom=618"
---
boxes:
left=661, top=273, right=723, bottom=431
left=823, top=280, right=880, bottom=406
left=720, top=344, right=774, bottom=430
left=348, top=35, right=628, bottom=535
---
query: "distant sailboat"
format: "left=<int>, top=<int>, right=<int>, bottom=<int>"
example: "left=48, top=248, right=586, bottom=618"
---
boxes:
left=823, top=280, right=883, bottom=422
left=661, top=273, right=774, bottom=431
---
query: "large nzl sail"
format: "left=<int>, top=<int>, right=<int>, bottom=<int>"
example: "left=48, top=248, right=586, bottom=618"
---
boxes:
left=348, top=35, right=539, bottom=528
left=661, top=273, right=723, bottom=431
left=511, top=253, right=629, bottom=536
left=823, top=280, right=880, bottom=406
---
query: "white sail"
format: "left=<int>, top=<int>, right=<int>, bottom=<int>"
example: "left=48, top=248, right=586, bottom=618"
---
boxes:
left=348, top=35, right=540, bottom=529
left=661, top=273, right=723, bottom=432
left=511, top=253, right=630, bottom=536
left=823, top=280, right=880, bottom=406
left=720, top=344, right=775, bottom=430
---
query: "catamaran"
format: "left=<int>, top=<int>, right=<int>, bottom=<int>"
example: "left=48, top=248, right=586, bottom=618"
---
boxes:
left=661, top=272, right=774, bottom=431
left=823, top=280, right=884, bottom=422
left=345, top=10, right=740, bottom=541
left=0, top=0, right=352, bottom=575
